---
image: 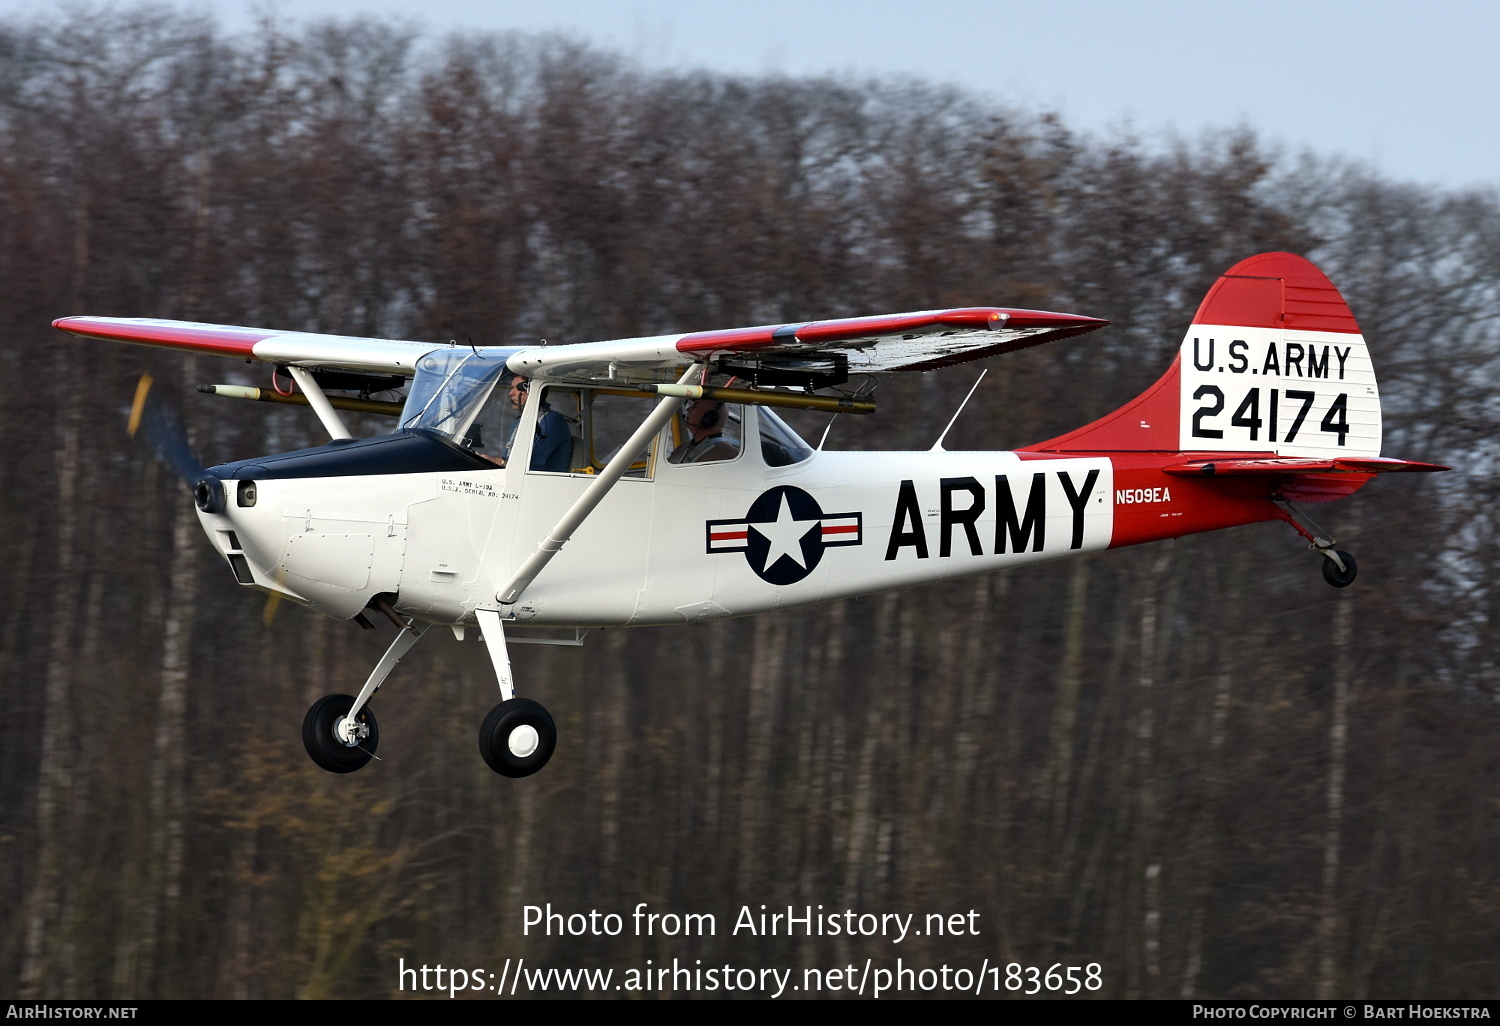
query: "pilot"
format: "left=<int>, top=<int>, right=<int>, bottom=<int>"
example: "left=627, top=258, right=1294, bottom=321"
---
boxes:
left=499, top=375, right=572, bottom=472
left=669, top=400, right=739, bottom=464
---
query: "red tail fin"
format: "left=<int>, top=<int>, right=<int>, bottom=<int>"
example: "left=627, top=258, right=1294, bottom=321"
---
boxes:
left=1027, top=252, right=1376, bottom=456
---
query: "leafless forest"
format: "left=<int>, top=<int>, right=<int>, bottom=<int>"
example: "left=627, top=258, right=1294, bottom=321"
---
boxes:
left=2, top=9, right=1497, bottom=1000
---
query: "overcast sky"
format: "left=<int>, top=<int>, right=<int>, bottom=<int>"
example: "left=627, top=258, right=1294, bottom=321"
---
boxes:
left=2, top=0, right=1494, bottom=192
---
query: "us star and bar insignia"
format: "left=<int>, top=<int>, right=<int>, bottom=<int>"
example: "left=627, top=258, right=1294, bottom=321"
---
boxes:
left=706, top=485, right=862, bottom=585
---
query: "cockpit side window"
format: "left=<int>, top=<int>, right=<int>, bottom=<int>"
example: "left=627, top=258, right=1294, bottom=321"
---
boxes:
left=454, top=379, right=583, bottom=472
left=531, top=388, right=582, bottom=472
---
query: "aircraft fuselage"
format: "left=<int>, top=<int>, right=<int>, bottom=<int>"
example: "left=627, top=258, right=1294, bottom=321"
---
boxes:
left=199, top=421, right=1284, bottom=628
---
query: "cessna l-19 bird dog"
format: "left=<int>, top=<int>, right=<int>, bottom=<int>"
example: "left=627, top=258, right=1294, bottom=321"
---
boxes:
left=55, top=252, right=1444, bottom=777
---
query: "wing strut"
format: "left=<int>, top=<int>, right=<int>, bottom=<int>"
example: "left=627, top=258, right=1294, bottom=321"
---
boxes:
left=287, top=366, right=353, bottom=441
left=496, top=363, right=703, bottom=608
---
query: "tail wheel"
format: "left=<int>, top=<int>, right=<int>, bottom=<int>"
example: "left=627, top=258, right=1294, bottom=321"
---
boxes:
left=302, top=693, right=378, bottom=773
left=1321, top=550, right=1357, bottom=588
left=479, top=698, right=557, bottom=778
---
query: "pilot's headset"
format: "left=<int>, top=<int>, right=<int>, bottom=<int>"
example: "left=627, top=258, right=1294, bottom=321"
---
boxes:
left=692, top=401, right=723, bottom=431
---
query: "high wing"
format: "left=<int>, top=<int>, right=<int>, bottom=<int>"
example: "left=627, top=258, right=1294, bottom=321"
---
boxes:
left=54, top=306, right=1107, bottom=381
left=506, top=307, right=1107, bottom=381
left=51, top=317, right=445, bottom=374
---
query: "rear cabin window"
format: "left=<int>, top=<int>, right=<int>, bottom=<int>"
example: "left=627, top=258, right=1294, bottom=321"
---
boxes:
left=668, top=402, right=743, bottom=465
left=581, top=391, right=659, bottom=477
left=757, top=407, right=813, bottom=466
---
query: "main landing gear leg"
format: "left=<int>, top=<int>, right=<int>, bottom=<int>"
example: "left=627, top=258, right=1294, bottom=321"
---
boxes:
left=475, top=608, right=556, bottom=778
left=1275, top=500, right=1357, bottom=588
left=471, top=365, right=697, bottom=778
left=302, top=613, right=429, bottom=773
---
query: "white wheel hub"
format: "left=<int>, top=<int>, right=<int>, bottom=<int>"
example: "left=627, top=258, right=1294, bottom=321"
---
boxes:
left=508, top=724, right=540, bottom=758
left=334, top=715, right=365, bottom=747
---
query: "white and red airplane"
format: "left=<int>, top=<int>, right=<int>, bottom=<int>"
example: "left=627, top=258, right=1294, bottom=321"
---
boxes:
left=55, top=252, right=1444, bottom=777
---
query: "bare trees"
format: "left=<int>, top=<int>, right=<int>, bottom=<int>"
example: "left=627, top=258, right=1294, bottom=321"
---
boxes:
left=1, top=7, right=1497, bottom=998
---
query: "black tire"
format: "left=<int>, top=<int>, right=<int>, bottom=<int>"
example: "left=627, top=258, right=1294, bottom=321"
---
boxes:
left=1321, top=550, right=1357, bottom=588
left=302, top=693, right=378, bottom=773
left=478, top=698, right=557, bottom=778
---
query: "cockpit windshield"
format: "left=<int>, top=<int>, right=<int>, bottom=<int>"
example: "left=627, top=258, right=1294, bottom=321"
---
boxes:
left=400, top=349, right=512, bottom=441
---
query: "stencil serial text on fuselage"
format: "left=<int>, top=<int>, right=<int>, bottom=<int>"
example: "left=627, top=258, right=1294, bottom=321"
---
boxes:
left=1117, top=487, right=1171, bottom=504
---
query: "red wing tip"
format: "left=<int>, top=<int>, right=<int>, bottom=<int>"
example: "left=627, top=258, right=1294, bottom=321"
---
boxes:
left=679, top=307, right=1108, bottom=350
left=50, top=316, right=277, bottom=355
left=1000, top=309, right=1109, bottom=329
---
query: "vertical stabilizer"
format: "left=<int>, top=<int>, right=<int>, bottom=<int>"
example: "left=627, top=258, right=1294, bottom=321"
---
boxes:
left=1030, top=253, right=1381, bottom=458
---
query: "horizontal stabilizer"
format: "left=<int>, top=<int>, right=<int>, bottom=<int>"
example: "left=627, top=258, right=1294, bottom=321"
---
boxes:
left=1163, top=456, right=1449, bottom=476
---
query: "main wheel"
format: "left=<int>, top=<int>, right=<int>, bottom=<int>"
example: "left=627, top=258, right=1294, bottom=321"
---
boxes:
left=1321, top=550, right=1357, bottom=588
left=478, top=698, right=557, bottom=778
left=302, top=693, right=378, bottom=773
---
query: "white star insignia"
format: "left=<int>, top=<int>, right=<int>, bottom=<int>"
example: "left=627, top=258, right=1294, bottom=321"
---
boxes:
left=750, top=493, right=817, bottom=570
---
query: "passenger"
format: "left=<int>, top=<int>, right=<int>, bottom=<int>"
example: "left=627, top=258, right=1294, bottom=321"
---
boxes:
left=498, top=375, right=572, bottom=472
left=669, top=400, right=739, bottom=464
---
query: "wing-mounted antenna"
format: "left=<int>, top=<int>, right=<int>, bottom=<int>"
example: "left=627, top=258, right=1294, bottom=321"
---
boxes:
left=930, top=369, right=987, bottom=451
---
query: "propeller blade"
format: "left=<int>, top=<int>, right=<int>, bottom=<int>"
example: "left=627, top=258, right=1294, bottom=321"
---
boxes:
left=128, top=373, right=225, bottom=512
left=262, top=569, right=286, bottom=628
